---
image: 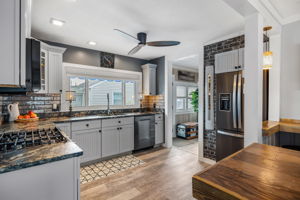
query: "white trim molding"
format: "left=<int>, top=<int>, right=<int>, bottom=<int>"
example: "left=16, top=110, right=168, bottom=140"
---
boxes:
left=61, top=62, right=142, bottom=111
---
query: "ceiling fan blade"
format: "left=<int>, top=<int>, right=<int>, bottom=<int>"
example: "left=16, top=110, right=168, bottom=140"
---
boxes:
left=114, top=29, right=139, bottom=42
left=128, top=44, right=144, bottom=55
left=147, top=41, right=180, bottom=47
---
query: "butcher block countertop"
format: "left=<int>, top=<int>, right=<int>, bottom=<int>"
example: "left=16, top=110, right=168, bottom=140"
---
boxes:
left=192, top=143, right=300, bottom=200
left=262, top=118, right=300, bottom=136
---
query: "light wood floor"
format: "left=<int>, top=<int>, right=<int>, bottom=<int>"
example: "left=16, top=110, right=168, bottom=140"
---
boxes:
left=81, top=145, right=210, bottom=200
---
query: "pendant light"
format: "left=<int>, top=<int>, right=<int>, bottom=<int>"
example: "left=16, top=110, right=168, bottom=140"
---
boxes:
left=263, top=26, right=273, bottom=70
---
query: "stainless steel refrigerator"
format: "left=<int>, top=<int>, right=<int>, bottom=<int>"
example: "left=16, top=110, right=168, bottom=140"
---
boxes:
left=216, top=71, right=244, bottom=161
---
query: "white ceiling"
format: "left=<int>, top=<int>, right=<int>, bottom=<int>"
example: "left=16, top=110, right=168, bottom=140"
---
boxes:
left=31, top=0, right=244, bottom=62
left=263, top=0, right=300, bottom=24
left=173, top=55, right=200, bottom=69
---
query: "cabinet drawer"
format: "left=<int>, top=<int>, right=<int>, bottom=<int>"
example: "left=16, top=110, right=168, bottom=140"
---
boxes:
left=102, top=117, right=134, bottom=128
left=72, top=120, right=101, bottom=131
left=155, top=114, right=163, bottom=122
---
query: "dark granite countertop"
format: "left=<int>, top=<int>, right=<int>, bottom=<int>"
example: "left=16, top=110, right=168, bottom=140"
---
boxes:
left=0, top=111, right=162, bottom=174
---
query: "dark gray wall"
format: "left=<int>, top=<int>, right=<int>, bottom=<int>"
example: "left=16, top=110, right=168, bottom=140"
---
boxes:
left=149, top=56, right=165, bottom=95
left=43, top=40, right=148, bottom=72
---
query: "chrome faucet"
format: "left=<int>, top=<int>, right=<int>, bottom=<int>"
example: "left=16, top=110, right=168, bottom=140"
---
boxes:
left=107, top=93, right=111, bottom=115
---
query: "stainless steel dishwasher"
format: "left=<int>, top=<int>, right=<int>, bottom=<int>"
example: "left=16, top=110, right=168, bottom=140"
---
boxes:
left=134, top=114, right=155, bottom=150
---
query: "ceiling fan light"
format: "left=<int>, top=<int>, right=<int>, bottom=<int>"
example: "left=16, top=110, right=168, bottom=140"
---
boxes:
left=263, top=51, right=273, bottom=70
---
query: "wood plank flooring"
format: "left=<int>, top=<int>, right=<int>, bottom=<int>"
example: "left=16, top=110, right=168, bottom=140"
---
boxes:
left=81, top=145, right=210, bottom=200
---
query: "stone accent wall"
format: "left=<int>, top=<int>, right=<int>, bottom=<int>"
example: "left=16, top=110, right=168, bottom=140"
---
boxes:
left=203, top=35, right=269, bottom=160
left=203, top=35, right=245, bottom=160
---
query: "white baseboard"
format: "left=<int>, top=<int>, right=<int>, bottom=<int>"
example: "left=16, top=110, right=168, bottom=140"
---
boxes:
left=198, top=157, right=216, bottom=165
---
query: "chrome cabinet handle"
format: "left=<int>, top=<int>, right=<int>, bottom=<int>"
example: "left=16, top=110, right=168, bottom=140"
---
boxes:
left=233, top=74, right=237, bottom=129
left=237, top=72, right=242, bottom=130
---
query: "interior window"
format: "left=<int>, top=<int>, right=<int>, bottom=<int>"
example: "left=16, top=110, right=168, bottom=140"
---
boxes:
left=176, top=98, right=186, bottom=110
left=176, top=86, right=186, bottom=97
left=176, top=85, right=198, bottom=112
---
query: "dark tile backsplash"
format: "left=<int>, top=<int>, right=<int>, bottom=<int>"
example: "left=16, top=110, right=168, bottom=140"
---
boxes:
left=203, top=35, right=269, bottom=160
left=203, top=35, right=245, bottom=160
left=0, top=92, right=164, bottom=123
left=0, top=93, right=61, bottom=121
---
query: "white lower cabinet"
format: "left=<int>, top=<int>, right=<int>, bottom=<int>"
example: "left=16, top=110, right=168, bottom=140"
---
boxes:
left=69, top=117, right=135, bottom=163
left=102, top=127, right=120, bottom=157
left=72, top=129, right=101, bottom=163
left=119, top=125, right=134, bottom=153
left=55, top=122, right=71, bottom=138
left=155, top=121, right=164, bottom=145
left=155, top=114, right=164, bottom=145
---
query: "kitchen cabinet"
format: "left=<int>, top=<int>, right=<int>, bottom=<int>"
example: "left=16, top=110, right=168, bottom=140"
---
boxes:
left=102, top=127, right=120, bottom=157
left=119, top=125, right=134, bottom=153
left=155, top=114, right=164, bottom=145
left=0, top=0, right=30, bottom=87
left=72, top=129, right=101, bottom=163
left=55, top=122, right=71, bottom=138
left=71, top=119, right=101, bottom=163
left=215, top=48, right=244, bottom=74
left=142, top=64, right=157, bottom=95
left=102, top=117, right=134, bottom=157
left=39, top=43, right=66, bottom=93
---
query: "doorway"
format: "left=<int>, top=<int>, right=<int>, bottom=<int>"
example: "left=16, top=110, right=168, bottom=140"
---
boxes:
left=171, top=66, right=199, bottom=155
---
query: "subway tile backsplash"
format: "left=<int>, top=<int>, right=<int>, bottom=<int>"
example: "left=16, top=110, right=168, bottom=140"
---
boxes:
left=141, top=95, right=164, bottom=109
left=0, top=93, right=61, bottom=121
left=0, top=92, right=164, bottom=123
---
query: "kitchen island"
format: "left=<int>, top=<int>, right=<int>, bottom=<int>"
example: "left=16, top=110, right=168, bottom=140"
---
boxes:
left=192, top=143, right=300, bottom=200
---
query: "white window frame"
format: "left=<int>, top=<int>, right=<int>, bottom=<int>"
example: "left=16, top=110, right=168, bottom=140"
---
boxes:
left=174, top=81, right=198, bottom=114
left=62, top=63, right=142, bottom=111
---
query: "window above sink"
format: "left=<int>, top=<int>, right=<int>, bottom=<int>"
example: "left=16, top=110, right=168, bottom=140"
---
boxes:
left=62, top=63, right=142, bottom=111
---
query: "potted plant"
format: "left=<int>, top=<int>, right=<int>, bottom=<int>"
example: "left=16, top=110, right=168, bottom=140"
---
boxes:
left=190, top=89, right=198, bottom=112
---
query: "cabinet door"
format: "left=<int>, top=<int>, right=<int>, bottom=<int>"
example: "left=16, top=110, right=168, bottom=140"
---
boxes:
left=55, top=123, right=71, bottom=138
left=120, top=125, right=134, bottom=153
left=39, top=49, right=48, bottom=93
left=0, top=0, right=20, bottom=86
left=72, top=129, right=101, bottom=163
left=102, top=127, right=120, bottom=157
left=238, top=48, right=244, bottom=70
left=155, top=121, right=164, bottom=145
left=215, top=50, right=239, bottom=74
left=48, top=51, right=63, bottom=93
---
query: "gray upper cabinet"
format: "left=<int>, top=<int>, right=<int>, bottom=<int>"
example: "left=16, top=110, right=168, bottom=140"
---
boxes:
left=119, top=125, right=134, bottom=153
left=102, top=127, right=120, bottom=157
left=215, top=48, right=244, bottom=74
left=0, top=0, right=30, bottom=87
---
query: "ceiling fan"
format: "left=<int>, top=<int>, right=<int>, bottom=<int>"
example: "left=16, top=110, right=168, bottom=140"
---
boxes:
left=114, top=29, right=181, bottom=55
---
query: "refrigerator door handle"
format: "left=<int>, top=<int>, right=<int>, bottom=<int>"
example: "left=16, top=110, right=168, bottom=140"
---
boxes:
left=237, top=72, right=242, bottom=129
left=217, top=130, right=244, bottom=138
left=232, top=73, right=237, bottom=129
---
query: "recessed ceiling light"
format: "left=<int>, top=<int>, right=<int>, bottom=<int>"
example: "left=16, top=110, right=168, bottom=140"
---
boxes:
left=50, top=18, right=65, bottom=27
left=88, top=41, right=97, bottom=46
